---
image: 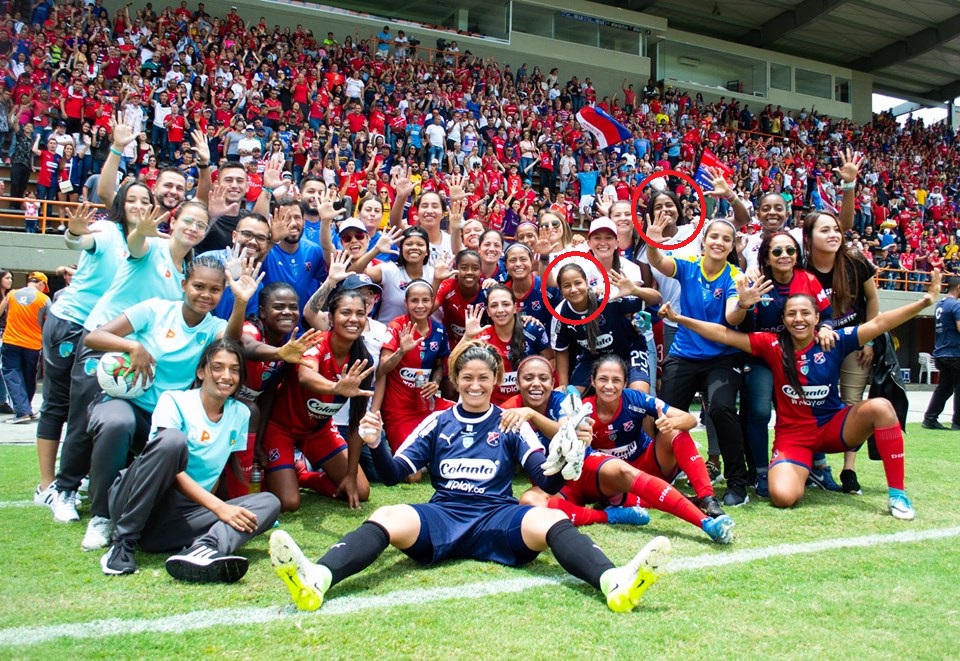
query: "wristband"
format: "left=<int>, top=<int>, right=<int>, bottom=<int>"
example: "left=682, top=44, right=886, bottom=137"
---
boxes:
left=724, top=191, right=737, bottom=202
left=737, top=301, right=754, bottom=310
left=64, top=230, right=85, bottom=248
left=262, top=186, right=274, bottom=195
left=864, top=340, right=874, bottom=347
left=841, top=181, right=856, bottom=191
left=539, top=254, right=550, bottom=263
left=197, top=162, right=210, bottom=169
left=109, top=147, right=123, bottom=156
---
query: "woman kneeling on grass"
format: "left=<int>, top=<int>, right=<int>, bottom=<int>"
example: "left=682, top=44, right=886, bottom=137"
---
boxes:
left=269, top=340, right=672, bottom=613
left=101, top=339, right=281, bottom=581
left=657, top=270, right=943, bottom=521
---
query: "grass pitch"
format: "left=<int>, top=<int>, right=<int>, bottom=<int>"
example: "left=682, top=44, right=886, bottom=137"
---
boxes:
left=1, top=424, right=958, bottom=659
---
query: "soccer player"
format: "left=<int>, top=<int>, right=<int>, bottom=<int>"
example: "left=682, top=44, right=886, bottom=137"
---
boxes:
left=433, top=249, right=485, bottom=350
left=269, top=340, right=672, bottom=613
left=658, top=269, right=943, bottom=521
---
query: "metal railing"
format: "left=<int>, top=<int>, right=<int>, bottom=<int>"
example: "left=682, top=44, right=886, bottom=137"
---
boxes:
left=874, top=267, right=949, bottom=292
left=0, top=197, right=107, bottom=234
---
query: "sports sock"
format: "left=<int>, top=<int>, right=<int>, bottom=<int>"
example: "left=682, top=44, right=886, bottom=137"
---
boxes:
left=545, top=519, right=615, bottom=590
left=297, top=469, right=339, bottom=498
left=671, top=431, right=713, bottom=499
left=873, top=424, right=905, bottom=491
left=547, top=497, right=608, bottom=526
left=317, top=520, right=390, bottom=587
left=630, top=471, right=705, bottom=528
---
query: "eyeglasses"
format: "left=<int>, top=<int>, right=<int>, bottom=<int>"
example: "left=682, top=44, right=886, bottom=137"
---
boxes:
left=771, top=246, right=798, bottom=257
left=540, top=221, right=562, bottom=229
left=238, top=229, right=269, bottom=244
left=178, top=216, right=209, bottom=232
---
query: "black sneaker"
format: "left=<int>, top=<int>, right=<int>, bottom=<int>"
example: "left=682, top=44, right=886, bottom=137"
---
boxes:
left=840, top=469, right=862, bottom=495
left=721, top=485, right=750, bottom=507
left=165, top=544, right=249, bottom=583
left=706, top=459, right=723, bottom=484
left=951, top=423, right=960, bottom=431
left=0, top=402, right=13, bottom=415
left=921, top=419, right=948, bottom=430
left=101, top=539, right=138, bottom=575
left=696, top=495, right=726, bottom=519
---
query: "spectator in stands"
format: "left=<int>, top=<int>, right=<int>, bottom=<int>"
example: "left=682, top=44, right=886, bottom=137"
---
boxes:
left=0, top=271, right=50, bottom=424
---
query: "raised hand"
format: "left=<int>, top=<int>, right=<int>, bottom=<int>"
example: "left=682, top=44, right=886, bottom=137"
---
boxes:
left=597, top=192, right=615, bottom=217
left=463, top=303, right=488, bottom=338
left=609, top=270, right=640, bottom=298
left=644, top=212, right=667, bottom=243
left=189, top=128, right=211, bottom=165
left=227, top=254, right=265, bottom=305
left=65, top=202, right=99, bottom=236
left=208, top=181, right=240, bottom=219
left=110, top=112, right=137, bottom=150
left=448, top=198, right=465, bottom=226
left=398, top=322, right=423, bottom=354
left=533, top=226, right=553, bottom=256
left=392, top=165, right=414, bottom=200
left=736, top=274, right=773, bottom=308
left=276, top=328, right=324, bottom=365
left=262, top=158, right=284, bottom=191
left=834, top=147, right=863, bottom=184
left=136, top=205, right=171, bottom=238
left=447, top=173, right=466, bottom=201
left=318, top=188, right=341, bottom=222
left=332, top=359, right=376, bottom=398
left=375, top=226, right=403, bottom=255
left=433, top=252, right=458, bottom=281
left=225, top=240, right=245, bottom=279
left=328, top=249, right=352, bottom=282
left=704, top=165, right=733, bottom=199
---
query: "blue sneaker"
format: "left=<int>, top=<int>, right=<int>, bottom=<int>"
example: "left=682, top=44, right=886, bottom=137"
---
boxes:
left=807, top=465, right=842, bottom=492
left=605, top=505, right=651, bottom=526
left=702, top=514, right=735, bottom=544
left=888, top=493, right=916, bottom=521
left=755, top=471, right=769, bottom=498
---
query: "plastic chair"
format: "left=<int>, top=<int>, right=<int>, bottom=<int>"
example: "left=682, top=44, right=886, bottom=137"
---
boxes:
left=918, top=353, right=939, bottom=384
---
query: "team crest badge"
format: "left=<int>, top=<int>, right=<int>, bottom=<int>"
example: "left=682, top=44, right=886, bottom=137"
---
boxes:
left=800, top=365, right=810, bottom=375
left=58, top=341, right=74, bottom=358
left=531, top=301, right=541, bottom=310
left=268, top=448, right=280, bottom=462
left=430, top=341, right=439, bottom=352
left=814, top=352, right=826, bottom=364
left=714, top=289, right=723, bottom=299
left=487, top=432, right=500, bottom=447
left=623, top=420, right=634, bottom=432
left=462, top=434, right=475, bottom=448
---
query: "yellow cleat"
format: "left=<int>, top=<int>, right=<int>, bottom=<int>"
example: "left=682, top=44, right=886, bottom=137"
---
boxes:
left=269, top=530, right=327, bottom=611
left=602, top=536, right=671, bottom=613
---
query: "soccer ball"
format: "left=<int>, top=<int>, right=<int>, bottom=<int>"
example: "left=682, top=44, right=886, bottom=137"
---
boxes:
left=97, top=352, right=153, bottom=399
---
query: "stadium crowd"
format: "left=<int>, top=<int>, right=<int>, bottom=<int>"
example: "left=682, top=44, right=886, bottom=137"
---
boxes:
left=0, top=0, right=956, bottom=612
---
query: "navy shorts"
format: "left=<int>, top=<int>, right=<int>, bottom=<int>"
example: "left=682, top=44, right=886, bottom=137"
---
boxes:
left=570, top=346, right=650, bottom=388
left=404, top=500, right=539, bottom=567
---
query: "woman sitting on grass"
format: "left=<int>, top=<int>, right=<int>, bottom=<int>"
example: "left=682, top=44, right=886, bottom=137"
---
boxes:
left=658, top=269, right=942, bottom=520
left=269, top=340, right=672, bottom=614
left=100, top=339, right=281, bottom=581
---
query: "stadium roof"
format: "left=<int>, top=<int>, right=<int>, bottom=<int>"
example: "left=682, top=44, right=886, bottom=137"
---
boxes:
left=598, top=0, right=960, bottom=105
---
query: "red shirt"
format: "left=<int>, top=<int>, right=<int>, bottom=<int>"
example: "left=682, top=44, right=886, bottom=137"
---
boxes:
left=270, top=332, right=349, bottom=434
left=434, top=278, right=484, bottom=349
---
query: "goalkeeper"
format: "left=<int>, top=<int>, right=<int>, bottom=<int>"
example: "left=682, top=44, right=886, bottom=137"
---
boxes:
left=269, top=341, right=672, bottom=614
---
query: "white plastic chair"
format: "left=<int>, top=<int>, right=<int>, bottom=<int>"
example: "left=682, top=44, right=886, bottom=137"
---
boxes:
left=918, top=353, right=939, bottom=384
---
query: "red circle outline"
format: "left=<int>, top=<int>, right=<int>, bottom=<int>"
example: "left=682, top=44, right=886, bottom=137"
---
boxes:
left=630, top=170, right=707, bottom=251
left=540, top=251, right=610, bottom=326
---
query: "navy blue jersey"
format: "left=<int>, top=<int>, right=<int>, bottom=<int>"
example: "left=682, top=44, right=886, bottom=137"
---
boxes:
left=501, top=389, right=566, bottom=447
left=933, top=296, right=960, bottom=359
left=583, top=388, right=669, bottom=462
left=396, top=405, right=544, bottom=505
left=509, top=275, right=561, bottom=328
left=551, top=296, right=646, bottom=358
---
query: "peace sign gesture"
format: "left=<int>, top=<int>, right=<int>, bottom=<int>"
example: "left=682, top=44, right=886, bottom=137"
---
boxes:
left=332, top=359, right=376, bottom=398
left=65, top=202, right=99, bottom=237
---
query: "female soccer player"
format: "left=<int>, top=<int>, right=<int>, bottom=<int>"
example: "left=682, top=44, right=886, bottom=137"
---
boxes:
left=358, top=226, right=442, bottom=323
left=658, top=269, right=941, bottom=521
left=374, top=280, right=454, bottom=451
left=477, top=229, right=508, bottom=283
left=79, top=254, right=259, bottom=551
left=462, top=286, right=553, bottom=405
left=646, top=215, right=767, bottom=507
left=262, top=289, right=375, bottom=512
left=552, top=263, right=654, bottom=393
left=434, top=250, right=485, bottom=350
left=503, top=243, right=560, bottom=329
left=100, top=339, right=281, bottom=580
left=269, top=340, right=672, bottom=614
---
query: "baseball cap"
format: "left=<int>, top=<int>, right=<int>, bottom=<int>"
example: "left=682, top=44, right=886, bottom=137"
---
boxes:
left=245, top=124, right=254, bottom=131
left=28, top=271, right=48, bottom=288
left=588, top=218, right=617, bottom=237
left=341, top=273, right=382, bottom=294
left=338, top=218, right=368, bottom=235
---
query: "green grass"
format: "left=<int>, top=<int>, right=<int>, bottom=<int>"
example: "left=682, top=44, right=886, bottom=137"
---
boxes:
left=1, top=425, right=958, bottom=658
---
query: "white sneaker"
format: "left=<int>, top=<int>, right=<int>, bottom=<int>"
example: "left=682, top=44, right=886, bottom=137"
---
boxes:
left=51, top=490, right=80, bottom=523
left=33, top=483, right=57, bottom=507
left=602, top=535, right=672, bottom=613
left=81, top=516, right=114, bottom=551
left=269, top=530, right=332, bottom=611
left=888, top=493, right=916, bottom=521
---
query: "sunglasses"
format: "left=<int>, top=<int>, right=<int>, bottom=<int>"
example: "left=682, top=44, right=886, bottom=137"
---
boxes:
left=341, top=231, right=367, bottom=243
left=771, top=246, right=797, bottom=257
left=540, top=220, right=562, bottom=229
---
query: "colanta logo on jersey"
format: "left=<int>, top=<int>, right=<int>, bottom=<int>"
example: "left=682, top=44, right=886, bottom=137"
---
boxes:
left=306, top=399, right=345, bottom=417
left=579, top=333, right=613, bottom=350
left=399, top=367, right=430, bottom=383
left=439, top=458, right=497, bottom=480
left=782, top=384, right=831, bottom=404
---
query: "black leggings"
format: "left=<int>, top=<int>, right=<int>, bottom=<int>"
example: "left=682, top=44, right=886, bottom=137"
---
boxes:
left=659, top=353, right=748, bottom=488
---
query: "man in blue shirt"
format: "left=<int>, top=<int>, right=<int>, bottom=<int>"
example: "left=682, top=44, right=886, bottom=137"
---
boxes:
left=923, top=276, right=960, bottom=430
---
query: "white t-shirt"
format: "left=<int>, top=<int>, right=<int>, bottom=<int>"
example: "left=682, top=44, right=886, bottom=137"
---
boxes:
left=742, top=226, right=804, bottom=271
left=376, top=262, right=435, bottom=324
left=636, top=223, right=703, bottom=327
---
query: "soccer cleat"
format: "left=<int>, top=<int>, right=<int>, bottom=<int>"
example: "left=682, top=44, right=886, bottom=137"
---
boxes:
left=81, top=516, right=114, bottom=551
left=721, top=485, right=750, bottom=507
left=51, top=490, right=80, bottom=523
left=921, top=419, right=947, bottom=430
left=602, top=536, right=671, bottom=613
left=695, top=494, right=726, bottom=519
left=754, top=472, right=770, bottom=498
left=270, top=530, right=332, bottom=611
left=706, top=459, right=723, bottom=484
left=840, top=469, right=862, bottom=495
left=100, top=539, right=138, bottom=575
left=165, top=544, right=249, bottom=583
left=888, top=493, right=916, bottom=521
left=807, top=466, right=842, bottom=492
left=604, top=505, right=651, bottom=526
left=33, top=482, right=57, bottom=507
left=702, top=514, right=735, bottom=544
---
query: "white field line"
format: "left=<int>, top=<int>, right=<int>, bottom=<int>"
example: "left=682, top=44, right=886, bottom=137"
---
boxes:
left=2, top=525, right=959, bottom=648
left=0, top=501, right=34, bottom=508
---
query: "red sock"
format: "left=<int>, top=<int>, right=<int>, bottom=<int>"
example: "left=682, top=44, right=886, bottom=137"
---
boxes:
left=607, top=492, right=642, bottom=508
left=298, top=470, right=339, bottom=498
left=225, top=436, right=256, bottom=499
left=873, top=424, right=905, bottom=490
left=630, top=472, right=705, bottom=528
left=672, top=431, right=714, bottom=499
left=547, top=497, right=609, bottom=526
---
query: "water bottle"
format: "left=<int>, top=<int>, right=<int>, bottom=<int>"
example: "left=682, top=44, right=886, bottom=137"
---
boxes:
left=414, top=372, right=435, bottom=412
left=249, top=463, right=263, bottom=493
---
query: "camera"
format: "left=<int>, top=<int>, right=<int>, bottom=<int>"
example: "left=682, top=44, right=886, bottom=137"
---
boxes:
left=408, top=37, right=420, bottom=46
left=436, top=38, right=448, bottom=51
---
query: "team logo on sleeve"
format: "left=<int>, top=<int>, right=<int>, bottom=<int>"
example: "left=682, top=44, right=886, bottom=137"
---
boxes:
left=430, top=341, right=440, bottom=352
